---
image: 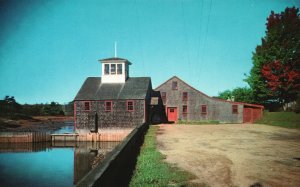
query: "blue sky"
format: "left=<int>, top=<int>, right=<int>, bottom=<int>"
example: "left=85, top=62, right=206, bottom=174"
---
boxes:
left=0, top=0, right=299, bottom=104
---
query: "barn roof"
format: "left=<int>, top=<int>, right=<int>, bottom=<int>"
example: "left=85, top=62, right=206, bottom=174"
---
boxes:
left=74, top=77, right=151, bottom=100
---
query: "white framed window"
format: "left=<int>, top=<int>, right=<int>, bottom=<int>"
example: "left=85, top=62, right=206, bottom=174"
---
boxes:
left=111, top=64, right=116, bottom=74
left=104, top=64, right=110, bottom=75
left=117, top=64, right=122, bottom=74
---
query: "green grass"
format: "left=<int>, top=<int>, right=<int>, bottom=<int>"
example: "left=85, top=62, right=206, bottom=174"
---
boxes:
left=130, top=126, right=195, bottom=187
left=176, top=120, right=220, bottom=125
left=256, top=112, right=300, bottom=128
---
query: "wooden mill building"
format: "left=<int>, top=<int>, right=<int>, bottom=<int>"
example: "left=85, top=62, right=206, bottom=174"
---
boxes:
left=74, top=57, right=152, bottom=134
left=74, top=57, right=263, bottom=133
left=155, top=76, right=263, bottom=123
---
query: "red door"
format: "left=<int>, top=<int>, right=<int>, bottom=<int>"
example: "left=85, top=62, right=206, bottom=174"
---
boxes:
left=167, top=107, right=177, bottom=122
left=243, top=108, right=253, bottom=123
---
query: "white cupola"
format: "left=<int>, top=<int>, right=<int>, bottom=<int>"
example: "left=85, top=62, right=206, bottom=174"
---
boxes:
left=99, top=57, right=131, bottom=83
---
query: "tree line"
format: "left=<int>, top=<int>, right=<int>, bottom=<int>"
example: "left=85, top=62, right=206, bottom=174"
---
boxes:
left=217, top=7, right=300, bottom=112
left=0, top=96, right=74, bottom=119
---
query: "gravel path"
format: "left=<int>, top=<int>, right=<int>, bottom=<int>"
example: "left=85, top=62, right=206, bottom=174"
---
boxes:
left=156, top=124, right=300, bottom=187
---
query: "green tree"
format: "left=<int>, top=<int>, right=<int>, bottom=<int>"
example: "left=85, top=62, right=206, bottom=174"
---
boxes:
left=217, top=90, right=232, bottom=100
left=245, top=7, right=300, bottom=106
left=0, top=95, right=22, bottom=114
left=22, top=104, right=44, bottom=116
left=232, top=87, right=254, bottom=103
left=43, top=102, right=64, bottom=116
left=218, top=87, right=254, bottom=103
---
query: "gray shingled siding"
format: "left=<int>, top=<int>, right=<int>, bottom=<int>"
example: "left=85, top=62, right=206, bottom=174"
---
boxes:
left=156, top=77, right=244, bottom=123
left=75, top=100, right=145, bottom=132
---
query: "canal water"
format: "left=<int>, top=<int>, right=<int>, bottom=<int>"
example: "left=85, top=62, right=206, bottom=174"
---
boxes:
left=0, top=124, right=120, bottom=187
left=51, top=123, right=75, bottom=134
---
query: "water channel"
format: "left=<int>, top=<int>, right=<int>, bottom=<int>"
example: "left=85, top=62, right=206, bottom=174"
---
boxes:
left=0, top=123, right=120, bottom=187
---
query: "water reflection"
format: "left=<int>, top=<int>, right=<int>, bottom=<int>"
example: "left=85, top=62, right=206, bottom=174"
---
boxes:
left=74, top=141, right=119, bottom=184
left=0, top=142, right=51, bottom=153
left=0, top=141, right=120, bottom=187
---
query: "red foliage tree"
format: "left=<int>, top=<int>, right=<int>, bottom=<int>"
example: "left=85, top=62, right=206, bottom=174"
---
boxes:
left=261, top=60, right=300, bottom=103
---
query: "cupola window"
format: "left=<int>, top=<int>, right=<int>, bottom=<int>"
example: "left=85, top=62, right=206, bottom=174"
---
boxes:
left=117, top=64, right=122, bottom=74
left=104, top=64, right=110, bottom=75
left=111, top=64, right=116, bottom=74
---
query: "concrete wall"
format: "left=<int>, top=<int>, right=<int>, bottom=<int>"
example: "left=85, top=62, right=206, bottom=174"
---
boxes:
left=75, top=100, right=145, bottom=133
left=75, top=123, right=148, bottom=187
left=156, top=76, right=244, bottom=123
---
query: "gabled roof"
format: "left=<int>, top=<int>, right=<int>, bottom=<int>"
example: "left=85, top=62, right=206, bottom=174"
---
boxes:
left=99, top=57, right=132, bottom=65
left=155, top=76, right=264, bottom=109
left=74, top=77, right=151, bottom=100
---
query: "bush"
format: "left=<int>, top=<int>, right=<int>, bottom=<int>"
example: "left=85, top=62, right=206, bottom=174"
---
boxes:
left=294, top=93, right=300, bottom=113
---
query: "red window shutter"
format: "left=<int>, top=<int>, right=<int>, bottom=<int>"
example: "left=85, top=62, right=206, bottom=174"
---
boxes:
left=127, top=101, right=134, bottom=111
left=201, top=105, right=207, bottom=114
left=161, top=92, right=166, bottom=103
left=172, top=81, right=178, bottom=90
left=84, top=101, right=90, bottom=111
left=105, top=101, right=112, bottom=112
left=183, top=105, right=187, bottom=114
left=232, top=105, right=238, bottom=114
left=183, top=92, right=188, bottom=101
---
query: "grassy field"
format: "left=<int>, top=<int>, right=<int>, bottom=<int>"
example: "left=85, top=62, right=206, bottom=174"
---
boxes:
left=130, top=125, right=194, bottom=187
left=256, top=112, right=300, bottom=128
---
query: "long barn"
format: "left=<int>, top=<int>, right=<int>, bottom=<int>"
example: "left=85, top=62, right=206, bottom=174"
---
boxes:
left=155, top=76, right=263, bottom=123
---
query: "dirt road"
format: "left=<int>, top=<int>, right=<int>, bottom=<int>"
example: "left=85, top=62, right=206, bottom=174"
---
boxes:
left=156, top=124, right=300, bottom=187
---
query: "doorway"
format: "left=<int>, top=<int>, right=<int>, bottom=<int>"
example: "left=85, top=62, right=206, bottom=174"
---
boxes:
left=167, top=107, right=177, bottom=122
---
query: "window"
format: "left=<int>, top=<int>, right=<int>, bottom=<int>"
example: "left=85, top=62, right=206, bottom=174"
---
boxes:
left=117, top=64, right=122, bottom=74
left=127, top=100, right=134, bottom=111
left=201, top=105, right=207, bottom=114
left=104, top=64, right=110, bottom=75
left=161, top=92, right=166, bottom=103
left=84, top=101, right=90, bottom=111
left=182, top=105, right=187, bottom=114
left=182, top=92, right=188, bottom=101
left=232, top=105, right=238, bottom=114
left=172, top=81, right=178, bottom=90
left=105, top=101, right=112, bottom=111
left=111, top=64, right=116, bottom=74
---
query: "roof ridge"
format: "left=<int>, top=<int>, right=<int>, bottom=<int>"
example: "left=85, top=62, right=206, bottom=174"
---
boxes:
left=154, top=75, right=177, bottom=90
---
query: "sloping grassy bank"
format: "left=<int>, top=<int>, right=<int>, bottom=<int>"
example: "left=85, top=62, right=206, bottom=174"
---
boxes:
left=130, top=125, right=194, bottom=187
left=256, top=112, right=300, bottom=128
